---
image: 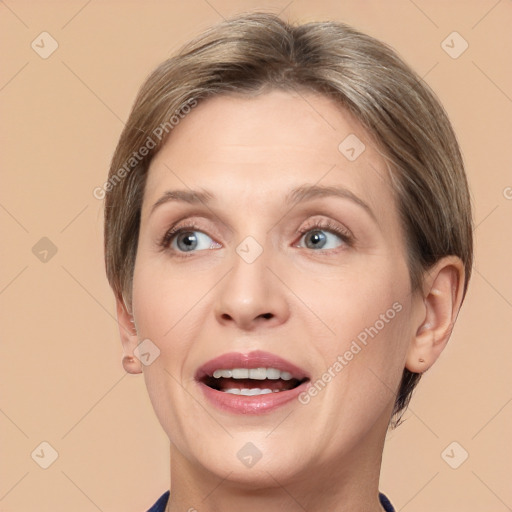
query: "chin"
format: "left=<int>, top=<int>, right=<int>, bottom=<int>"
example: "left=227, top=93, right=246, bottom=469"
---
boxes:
left=187, top=434, right=308, bottom=487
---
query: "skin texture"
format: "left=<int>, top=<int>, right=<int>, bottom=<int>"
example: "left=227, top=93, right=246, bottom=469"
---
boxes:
left=117, top=90, right=465, bottom=512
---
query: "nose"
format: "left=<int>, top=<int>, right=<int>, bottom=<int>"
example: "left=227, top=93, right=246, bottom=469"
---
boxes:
left=214, top=249, right=290, bottom=331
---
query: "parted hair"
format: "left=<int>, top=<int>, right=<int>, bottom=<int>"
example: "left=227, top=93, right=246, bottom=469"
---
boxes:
left=104, top=12, right=473, bottom=427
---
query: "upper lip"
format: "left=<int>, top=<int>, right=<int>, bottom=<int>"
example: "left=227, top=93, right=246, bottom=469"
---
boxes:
left=195, top=350, right=310, bottom=381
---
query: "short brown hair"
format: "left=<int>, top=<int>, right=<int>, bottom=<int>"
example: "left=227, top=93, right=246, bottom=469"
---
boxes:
left=103, top=12, right=473, bottom=427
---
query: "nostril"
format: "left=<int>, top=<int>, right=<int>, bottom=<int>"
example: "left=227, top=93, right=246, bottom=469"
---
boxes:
left=218, top=311, right=274, bottom=323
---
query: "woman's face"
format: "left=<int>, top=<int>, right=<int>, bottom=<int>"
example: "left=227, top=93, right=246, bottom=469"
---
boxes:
left=130, top=90, right=422, bottom=485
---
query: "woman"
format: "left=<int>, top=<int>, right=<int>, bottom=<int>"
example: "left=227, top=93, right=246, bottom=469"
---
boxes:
left=102, top=13, right=472, bottom=512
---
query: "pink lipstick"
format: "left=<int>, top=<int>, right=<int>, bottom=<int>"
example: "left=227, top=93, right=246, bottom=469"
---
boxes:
left=195, top=350, right=310, bottom=414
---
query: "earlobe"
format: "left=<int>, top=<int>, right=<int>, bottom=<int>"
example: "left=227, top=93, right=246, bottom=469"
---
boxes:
left=116, top=295, right=143, bottom=375
left=405, top=256, right=465, bottom=374
left=122, top=354, right=143, bottom=374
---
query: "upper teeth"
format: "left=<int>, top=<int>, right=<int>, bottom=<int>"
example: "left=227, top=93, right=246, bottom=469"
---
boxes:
left=212, top=368, right=294, bottom=380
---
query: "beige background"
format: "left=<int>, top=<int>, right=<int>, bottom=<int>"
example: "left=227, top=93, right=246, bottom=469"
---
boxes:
left=1, top=1, right=511, bottom=511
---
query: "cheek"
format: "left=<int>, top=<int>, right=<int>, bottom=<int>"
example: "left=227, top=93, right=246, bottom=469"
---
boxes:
left=290, top=257, right=413, bottom=395
left=292, top=262, right=409, bottom=342
left=131, top=262, right=208, bottom=444
left=132, top=258, right=204, bottom=339
left=332, top=281, right=412, bottom=398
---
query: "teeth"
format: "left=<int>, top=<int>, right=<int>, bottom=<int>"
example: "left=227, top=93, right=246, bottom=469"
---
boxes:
left=224, top=388, right=274, bottom=395
left=266, top=368, right=281, bottom=379
left=213, top=369, right=233, bottom=378
left=211, top=367, right=297, bottom=381
left=248, top=368, right=267, bottom=380
left=232, top=368, right=249, bottom=379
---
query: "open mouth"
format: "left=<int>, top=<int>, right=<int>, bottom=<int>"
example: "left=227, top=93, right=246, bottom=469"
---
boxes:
left=201, top=367, right=308, bottom=396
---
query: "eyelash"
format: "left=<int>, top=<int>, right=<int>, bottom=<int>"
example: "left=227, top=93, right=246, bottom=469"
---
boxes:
left=158, top=219, right=354, bottom=254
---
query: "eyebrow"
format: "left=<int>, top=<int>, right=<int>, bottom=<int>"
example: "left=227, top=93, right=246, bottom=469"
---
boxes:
left=150, top=189, right=214, bottom=215
left=150, top=184, right=376, bottom=221
left=286, top=184, right=376, bottom=222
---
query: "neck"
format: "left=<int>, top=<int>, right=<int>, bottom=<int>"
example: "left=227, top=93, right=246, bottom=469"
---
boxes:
left=166, top=418, right=389, bottom=512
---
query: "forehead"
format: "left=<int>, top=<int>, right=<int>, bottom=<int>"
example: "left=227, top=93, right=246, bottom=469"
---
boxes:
left=143, top=90, right=397, bottom=225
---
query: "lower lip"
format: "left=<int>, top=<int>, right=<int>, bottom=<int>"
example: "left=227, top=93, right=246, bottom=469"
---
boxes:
left=198, top=381, right=309, bottom=414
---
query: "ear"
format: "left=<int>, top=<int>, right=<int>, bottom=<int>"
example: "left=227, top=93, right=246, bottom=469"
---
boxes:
left=405, top=256, right=466, bottom=374
left=116, top=295, right=143, bottom=374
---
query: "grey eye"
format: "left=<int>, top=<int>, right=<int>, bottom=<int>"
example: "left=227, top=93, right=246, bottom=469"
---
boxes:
left=299, top=229, right=343, bottom=250
left=172, top=231, right=216, bottom=252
